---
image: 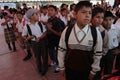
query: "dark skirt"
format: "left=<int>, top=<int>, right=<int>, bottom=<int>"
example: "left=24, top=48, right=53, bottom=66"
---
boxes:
left=4, top=28, right=16, bottom=43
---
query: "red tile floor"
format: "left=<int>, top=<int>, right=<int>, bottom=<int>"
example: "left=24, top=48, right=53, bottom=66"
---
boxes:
left=0, top=31, right=65, bottom=80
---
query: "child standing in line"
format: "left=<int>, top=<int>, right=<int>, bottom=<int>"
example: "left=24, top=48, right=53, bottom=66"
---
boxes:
left=102, top=11, right=120, bottom=78
left=0, top=12, right=16, bottom=52
left=58, top=1, right=103, bottom=80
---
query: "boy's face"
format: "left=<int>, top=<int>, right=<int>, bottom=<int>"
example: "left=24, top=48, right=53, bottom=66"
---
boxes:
left=92, top=13, right=104, bottom=27
left=31, top=13, right=39, bottom=21
left=42, top=9, right=48, bottom=14
left=61, top=10, right=67, bottom=16
left=74, top=6, right=92, bottom=27
left=48, top=7, right=57, bottom=17
left=102, top=17, right=113, bottom=29
left=17, top=14, right=23, bottom=20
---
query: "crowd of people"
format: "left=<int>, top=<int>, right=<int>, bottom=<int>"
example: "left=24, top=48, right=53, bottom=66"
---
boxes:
left=0, top=1, right=120, bottom=80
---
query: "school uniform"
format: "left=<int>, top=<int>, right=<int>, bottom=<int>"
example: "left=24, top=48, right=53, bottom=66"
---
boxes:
left=0, top=18, right=16, bottom=43
left=39, top=13, right=49, bottom=23
left=59, top=15, right=68, bottom=26
left=114, top=18, right=120, bottom=70
left=47, top=17, right=65, bottom=65
left=22, top=21, right=48, bottom=75
left=58, top=23, right=103, bottom=80
left=104, top=24, right=120, bottom=74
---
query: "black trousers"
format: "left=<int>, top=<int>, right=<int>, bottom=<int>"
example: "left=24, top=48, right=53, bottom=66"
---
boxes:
left=104, top=50, right=116, bottom=74
left=116, top=53, right=120, bottom=70
left=65, top=67, right=90, bottom=80
left=31, top=39, right=48, bottom=75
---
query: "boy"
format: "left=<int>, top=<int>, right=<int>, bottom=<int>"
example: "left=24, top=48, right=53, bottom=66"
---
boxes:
left=91, top=7, right=108, bottom=79
left=22, top=9, right=48, bottom=76
left=47, top=5, right=65, bottom=71
left=58, top=1, right=103, bottom=80
left=102, top=11, right=120, bottom=78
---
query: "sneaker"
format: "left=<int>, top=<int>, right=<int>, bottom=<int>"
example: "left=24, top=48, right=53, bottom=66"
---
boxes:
left=49, top=62, right=56, bottom=67
left=54, top=67, right=60, bottom=73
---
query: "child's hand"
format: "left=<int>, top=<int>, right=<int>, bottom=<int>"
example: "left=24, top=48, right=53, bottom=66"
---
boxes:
left=47, top=23, right=52, bottom=30
left=27, top=36, right=34, bottom=40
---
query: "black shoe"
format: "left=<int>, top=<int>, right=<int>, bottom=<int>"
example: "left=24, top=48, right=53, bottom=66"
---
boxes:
left=23, top=55, right=32, bottom=61
left=41, top=71, right=46, bottom=76
left=8, top=46, right=12, bottom=50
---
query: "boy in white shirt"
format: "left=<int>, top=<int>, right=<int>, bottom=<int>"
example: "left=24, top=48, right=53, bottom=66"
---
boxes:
left=58, top=1, right=103, bottom=80
left=102, top=11, right=120, bottom=79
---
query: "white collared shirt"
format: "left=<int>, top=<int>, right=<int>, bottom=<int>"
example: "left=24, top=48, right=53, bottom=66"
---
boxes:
left=114, top=18, right=120, bottom=29
left=0, top=18, right=13, bottom=29
left=22, top=21, right=46, bottom=41
left=59, top=15, right=68, bottom=26
left=39, top=13, right=49, bottom=22
left=108, top=24, right=120, bottom=49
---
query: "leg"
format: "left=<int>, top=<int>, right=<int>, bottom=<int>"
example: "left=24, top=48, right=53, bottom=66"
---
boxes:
left=32, top=42, right=42, bottom=73
left=116, top=54, right=120, bottom=70
left=7, top=42, right=12, bottom=50
left=41, top=42, right=48, bottom=76
left=12, top=41, right=16, bottom=51
left=104, top=51, right=115, bottom=75
left=23, top=49, right=32, bottom=61
left=54, top=46, right=58, bottom=65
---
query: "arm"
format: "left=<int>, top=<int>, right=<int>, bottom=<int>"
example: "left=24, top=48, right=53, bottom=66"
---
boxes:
left=58, top=28, right=67, bottom=70
left=90, top=29, right=103, bottom=75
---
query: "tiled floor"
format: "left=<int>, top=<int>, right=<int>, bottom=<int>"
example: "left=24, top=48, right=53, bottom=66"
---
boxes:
left=0, top=31, right=65, bottom=80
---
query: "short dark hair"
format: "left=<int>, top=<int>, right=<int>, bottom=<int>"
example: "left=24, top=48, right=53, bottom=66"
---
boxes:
left=60, top=8, right=67, bottom=12
left=60, top=3, right=68, bottom=9
left=92, top=7, right=105, bottom=18
left=104, top=11, right=114, bottom=18
left=74, top=1, right=92, bottom=13
left=70, top=3, right=76, bottom=11
left=48, top=5, right=57, bottom=11
left=42, top=6, right=48, bottom=10
left=4, top=6, right=8, bottom=10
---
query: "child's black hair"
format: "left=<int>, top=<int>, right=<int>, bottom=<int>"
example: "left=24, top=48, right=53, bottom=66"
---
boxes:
left=42, top=6, right=48, bottom=10
left=48, top=5, right=57, bottom=11
left=104, top=11, right=114, bottom=19
left=92, top=7, right=105, bottom=18
left=74, top=1, right=92, bottom=13
left=60, top=8, right=67, bottom=12
left=70, top=3, right=76, bottom=11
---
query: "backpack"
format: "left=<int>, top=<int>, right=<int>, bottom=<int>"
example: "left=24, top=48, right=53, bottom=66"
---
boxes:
left=101, top=30, right=105, bottom=40
left=65, top=25, right=97, bottom=50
